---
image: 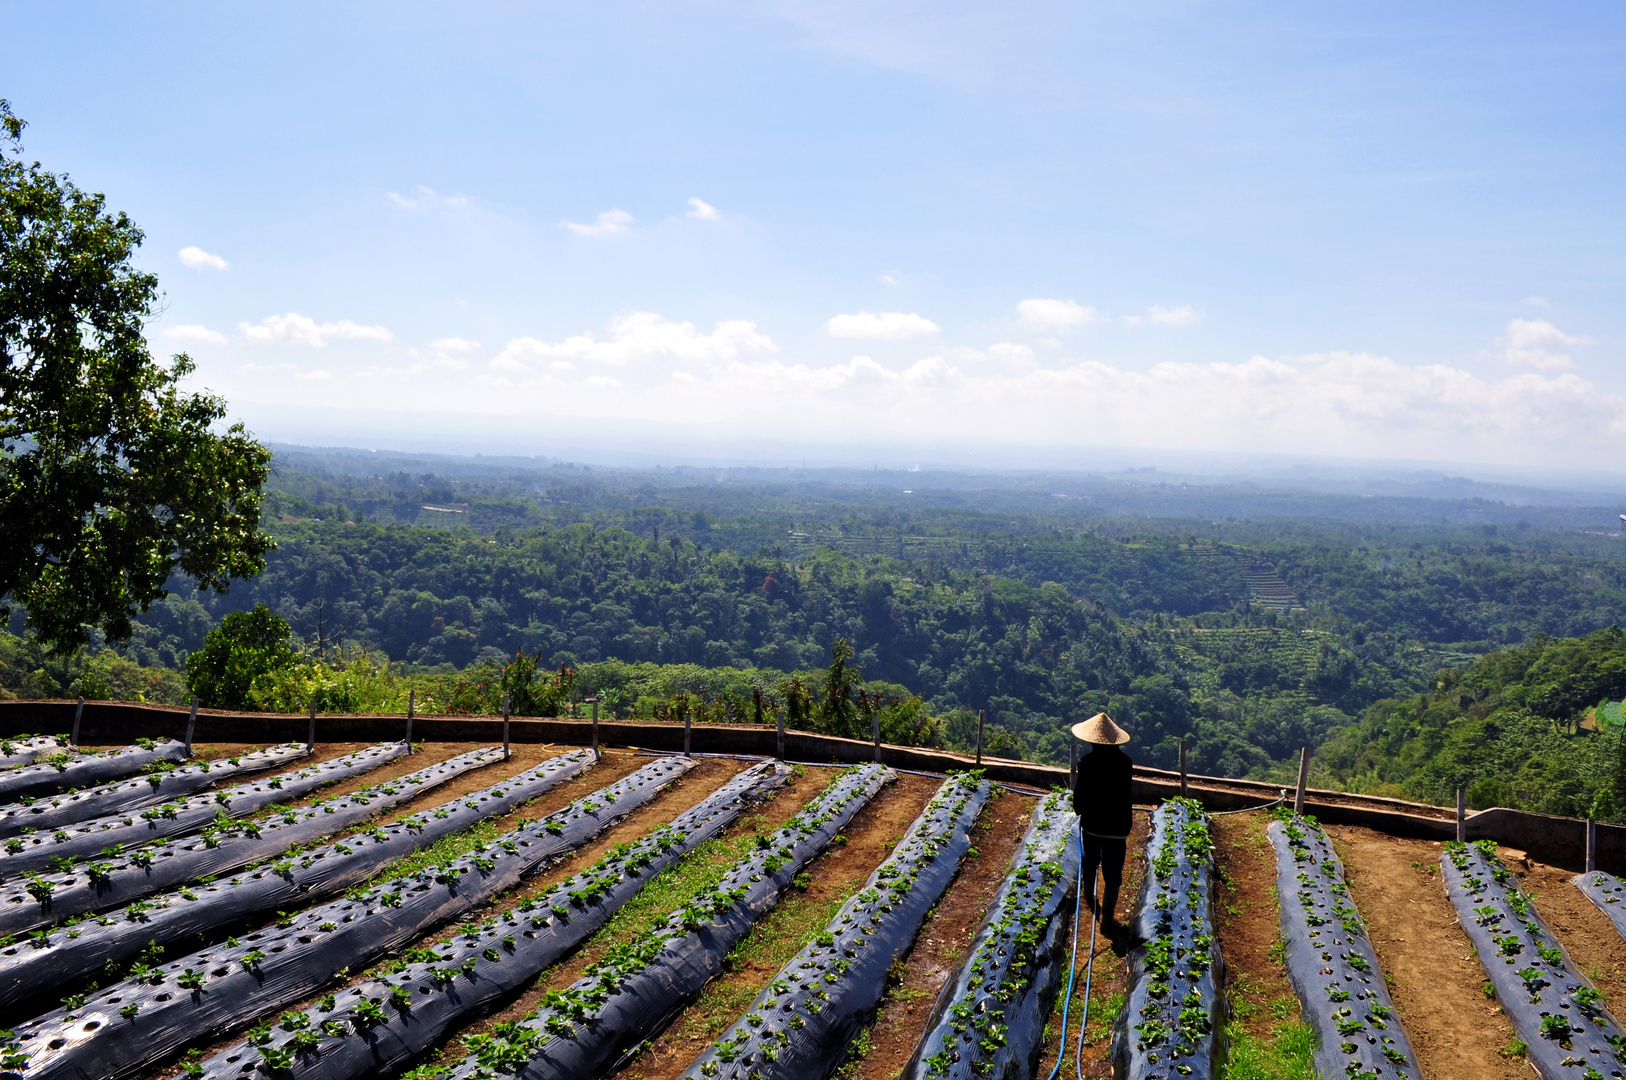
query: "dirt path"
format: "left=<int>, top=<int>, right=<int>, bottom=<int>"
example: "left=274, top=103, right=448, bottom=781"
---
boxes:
left=850, top=788, right=1032, bottom=1080
left=142, top=755, right=745, bottom=1080
left=1329, top=826, right=1525, bottom=1080
left=1212, top=810, right=1303, bottom=1048
left=1032, top=808, right=1151, bottom=1080
left=1519, top=856, right=1626, bottom=1021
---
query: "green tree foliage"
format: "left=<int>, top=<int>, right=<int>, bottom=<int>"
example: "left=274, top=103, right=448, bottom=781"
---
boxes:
left=1320, top=626, right=1626, bottom=818
left=184, top=605, right=298, bottom=709
left=0, top=101, right=273, bottom=652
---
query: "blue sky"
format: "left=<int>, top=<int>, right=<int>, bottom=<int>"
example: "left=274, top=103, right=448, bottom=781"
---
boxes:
left=9, top=2, right=1626, bottom=469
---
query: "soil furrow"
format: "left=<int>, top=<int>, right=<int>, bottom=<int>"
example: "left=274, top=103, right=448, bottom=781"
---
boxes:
left=847, top=787, right=1032, bottom=1080
left=1032, top=807, right=1151, bottom=1080
left=1329, top=825, right=1525, bottom=1080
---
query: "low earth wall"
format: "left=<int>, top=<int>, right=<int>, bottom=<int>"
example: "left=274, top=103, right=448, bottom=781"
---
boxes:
left=1, top=699, right=1616, bottom=873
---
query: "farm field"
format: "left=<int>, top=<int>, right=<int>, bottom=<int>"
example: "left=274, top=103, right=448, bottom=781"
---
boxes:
left=0, top=739, right=1620, bottom=1080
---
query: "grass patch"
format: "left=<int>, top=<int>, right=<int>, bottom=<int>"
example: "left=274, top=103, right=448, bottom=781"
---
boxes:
left=1219, top=1018, right=1316, bottom=1080
left=378, top=819, right=503, bottom=883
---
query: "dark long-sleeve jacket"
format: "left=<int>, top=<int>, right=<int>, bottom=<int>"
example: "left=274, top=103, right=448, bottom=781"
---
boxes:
left=1072, top=745, right=1133, bottom=839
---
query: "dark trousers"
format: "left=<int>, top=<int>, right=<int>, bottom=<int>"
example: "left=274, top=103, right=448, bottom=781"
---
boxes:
left=1081, top=833, right=1126, bottom=920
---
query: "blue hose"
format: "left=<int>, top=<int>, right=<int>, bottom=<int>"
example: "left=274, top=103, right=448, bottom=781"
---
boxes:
left=1042, top=827, right=1099, bottom=1080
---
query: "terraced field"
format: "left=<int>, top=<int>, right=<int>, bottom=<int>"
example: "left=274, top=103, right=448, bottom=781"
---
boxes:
left=0, top=737, right=1619, bottom=1080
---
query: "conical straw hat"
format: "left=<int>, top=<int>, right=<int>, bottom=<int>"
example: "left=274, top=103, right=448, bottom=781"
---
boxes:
left=1071, top=712, right=1130, bottom=745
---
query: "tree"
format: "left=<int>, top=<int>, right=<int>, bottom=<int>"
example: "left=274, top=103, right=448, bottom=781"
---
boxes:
left=817, top=638, right=859, bottom=739
left=0, top=101, right=273, bottom=652
left=184, top=605, right=298, bottom=709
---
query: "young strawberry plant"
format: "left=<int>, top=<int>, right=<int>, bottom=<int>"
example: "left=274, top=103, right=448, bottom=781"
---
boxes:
left=428, top=762, right=900, bottom=1080
left=1109, top=797, right=1221, bottom=1080
left=1267, top=810, right=1421, bottom=1080
left=905, top=789, right=1077, bottom=1080
left=190, top=761, right=797, bottom=1080
left=0, top=743, right=383, bottom=878
left=5, top=755, right=694, bottom=1080
left=0, top=740, right=189, bottom=802
left=1442, top=840, right=1626, bottom=1080
left=1573, top=871, right=1626, bottom=941
left=681, top=772, right=990, bottom=1080
left=0, top=747, right=590, bottom=1012
left=0, top=745, right=513, bottom=939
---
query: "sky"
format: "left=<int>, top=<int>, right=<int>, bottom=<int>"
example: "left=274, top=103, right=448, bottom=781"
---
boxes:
left=8, top=2, right=1626, bottom=472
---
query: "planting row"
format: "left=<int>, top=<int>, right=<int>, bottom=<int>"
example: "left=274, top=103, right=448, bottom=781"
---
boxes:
left=0, top=739, right=71, bottom=771
left=685, top=772, right=992, bottom=1080
left=0, top=747, right=589, bottom=1012
left=0, top=743, right=390, bottom=879
left=1267, top=811, right=1421, bottom=1080
left=907, top=789, right=1078, bottom=1080
left=8, top=753, right=693, bottom=1079
left=1111, top=797, right=1221, bottom=1080
left=1573, top=870, right=1626, bottom=942
left=0, top=740, right=189, bottom=802
left=432, top=761, right=898, bottom=1080
left=0, top=742, right=311, bottom=843
left=1442, top=840, right=1626, bottom=1080
left=0, top=744, right=508, bottom=939
left=201, top=759, right=796, bottom=1080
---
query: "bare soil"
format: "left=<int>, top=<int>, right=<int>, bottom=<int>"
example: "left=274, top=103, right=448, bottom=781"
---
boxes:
left=1518, top=856, right=1626, bottom=1020
left=1328, top=826, right=1526, bottom=1080
left=1212, top=810, right=1302, bottom=1041
left=850, top=787, right=1032, bottom=1080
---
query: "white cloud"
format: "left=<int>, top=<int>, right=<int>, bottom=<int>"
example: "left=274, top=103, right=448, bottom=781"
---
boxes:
left=162, top=324, right=228, bottom=346
left=429, top=337, right=481, bottom=354
left=1123, top=304, right=1201, bottom=327
left=238, top=313, right=394, bottom=347
left=1525, top=296, right=1551, bottom=309
left=388, top=187, right=469, bottom=210
left=1016, top=298, right=1103, bottom=332
left=825, top=310, right=940, bottom=339
left=561, top=208, right=634, bottom=237
left=492, top=312, right=775, bottom=371
left=881, top=273, right=901, bottom=286
left=1504, top=318, right=1578, bottom=370
left=178, top=246, right=228, bottom=271
left=1148, top=305, right=1200, bottom=326
left=239, top=362, right=334, bottom=382
left=686, top=197, right=718, bottom=220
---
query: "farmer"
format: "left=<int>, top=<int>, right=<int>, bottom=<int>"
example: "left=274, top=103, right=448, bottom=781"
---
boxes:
left=1070, top=712, right=1133, bottom=924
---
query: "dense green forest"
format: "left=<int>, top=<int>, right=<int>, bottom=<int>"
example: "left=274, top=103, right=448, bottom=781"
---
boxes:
left=1320, top=627, right=1626, bottom=818
left=6, top=451, right=1626, bottom=812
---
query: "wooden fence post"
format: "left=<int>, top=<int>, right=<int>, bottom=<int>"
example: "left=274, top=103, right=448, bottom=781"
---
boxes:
left=1587, top=818, right=1598, bottom=873
left=1179, top=737, right=1188, bottom=799
left=683, top=707, right=692, bottom=757
left=975, top=709, right=985, bottom=766
left=1456, top=788, right=1466, bottom=843
left=1068, top=739, right=1076, bottom=791
left=776, top=707, right=785, bottom=761
left=1293, top=747, right=1310, bottom=814
left=71, top=697, right=84, bottom=747
left=405, top=689, right=414, bottom=752
left=872, top=709, right=880, bottom=763
left=502, top=694, right=511, bottom=761
left=306, top=701, right=316, bottom=750
left=184, top=697, right=198, bottom=755
left=588, top=697, right=600, bottom=761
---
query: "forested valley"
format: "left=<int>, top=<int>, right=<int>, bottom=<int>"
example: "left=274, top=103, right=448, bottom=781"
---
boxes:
left=5, top=450, right=1626, bottom=814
